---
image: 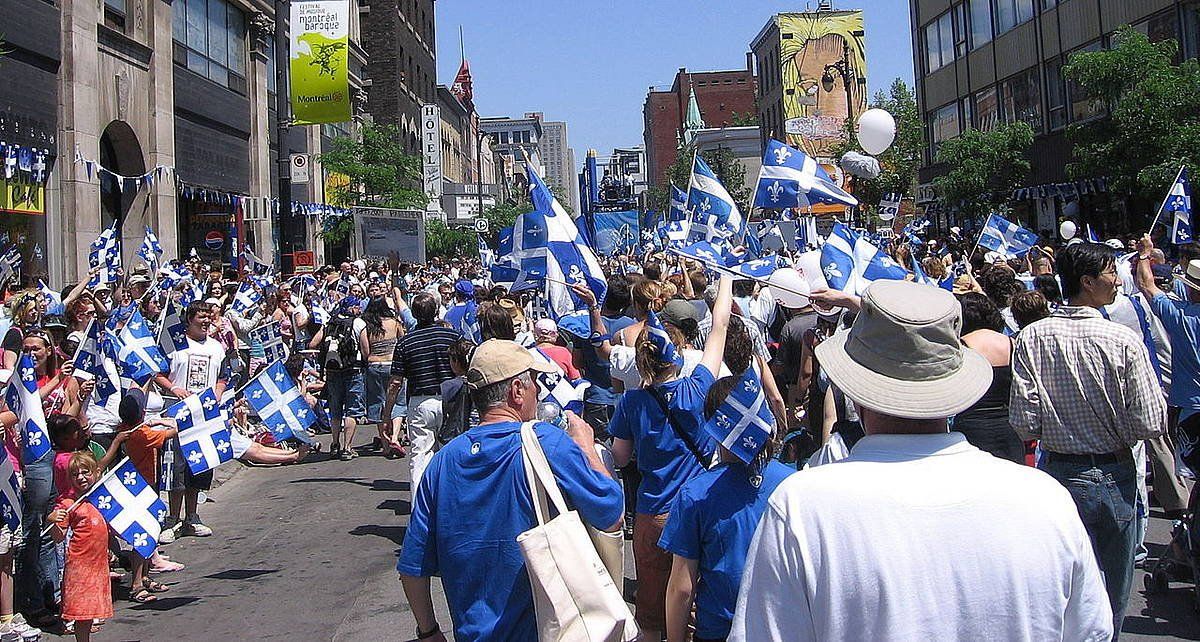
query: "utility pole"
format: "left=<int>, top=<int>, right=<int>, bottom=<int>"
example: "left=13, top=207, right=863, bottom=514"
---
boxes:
left=274, top=0, right=292, bottom=271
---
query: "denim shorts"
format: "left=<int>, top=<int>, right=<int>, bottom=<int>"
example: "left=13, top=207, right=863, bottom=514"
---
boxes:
left=364, top=362, right=392, bottom=423
left=326, top=368, right=366, bottom=420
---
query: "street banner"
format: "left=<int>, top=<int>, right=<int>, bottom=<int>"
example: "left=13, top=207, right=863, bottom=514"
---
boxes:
left=290, top=0, right=351, bottom=125
left=593, top=210, right=639, bottom=255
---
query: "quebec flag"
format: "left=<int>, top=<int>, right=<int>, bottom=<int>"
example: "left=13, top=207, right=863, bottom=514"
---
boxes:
left=820, top=223, right=908, bottom=295
left=687, top=154, right=744, bottom=243
left=4, top=354, right=51, bottom=464
left=248, top=320, right=289, bottom=365
left=115, top=309, right=170, bottom=385
left=667, top=185, right=689, bottom=222
left=243, top=361, right=316, bottom=444
left=754, top=140, right=858, bottom=208
left=978, top=213, right=1038, bottom=258
left=0, top=455, right=19, bottom=531
left=524, top=162, right=608, bottom=320
left=157, top=299, right=189, bottom=358
left=166, top=389, right=232, bottom=475
left=702, top=368, right=774, bottom=464
left=87, top=459, right=167, bottom=558
left=529, top=347, right=589, bottom=415
left=1164, top=167, right=1193, bottom=245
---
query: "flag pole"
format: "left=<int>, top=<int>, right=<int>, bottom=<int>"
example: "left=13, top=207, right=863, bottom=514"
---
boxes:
left=41, top=456, right=133, bottom=536
left=1147, top=165, right=1186, bottom=234
left=662, top=248, right=811, bottom=299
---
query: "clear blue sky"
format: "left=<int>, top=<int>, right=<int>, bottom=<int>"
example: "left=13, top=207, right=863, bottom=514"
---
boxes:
left=434, top=1, right=915, bottom=170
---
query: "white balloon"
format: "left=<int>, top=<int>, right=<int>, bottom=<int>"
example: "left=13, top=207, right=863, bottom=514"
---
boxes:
left=856, top=108, right=897, bottom=156
left=1059, top=220, right=1077, bottom=240
left=768, top=268, right=811, bottom=309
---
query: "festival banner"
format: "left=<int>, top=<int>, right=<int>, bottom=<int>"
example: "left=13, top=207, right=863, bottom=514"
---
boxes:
left=593, top=210, right=639, bottom=255
left=289, top=0, right=351, bottom=126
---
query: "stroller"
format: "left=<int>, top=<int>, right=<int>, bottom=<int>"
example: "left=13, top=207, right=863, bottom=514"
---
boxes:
left=1143, top=485, right=1200, bottom=612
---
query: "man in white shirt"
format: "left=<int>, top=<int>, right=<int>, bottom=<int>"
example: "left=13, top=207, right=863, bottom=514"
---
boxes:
left=730, top=280, right=1112, bottom=642
left=153, top=300, right=231, bottom=542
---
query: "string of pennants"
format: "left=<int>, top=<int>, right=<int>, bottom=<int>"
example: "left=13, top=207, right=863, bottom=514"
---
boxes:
left=1010, top=177, right=1109, bottom=202
left=1, top=141, right=56, bottom=184
left=72, top=145, right=350, bottom=221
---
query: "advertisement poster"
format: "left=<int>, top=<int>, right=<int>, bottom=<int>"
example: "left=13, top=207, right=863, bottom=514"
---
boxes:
left=290, top=0, right=351, bottom=125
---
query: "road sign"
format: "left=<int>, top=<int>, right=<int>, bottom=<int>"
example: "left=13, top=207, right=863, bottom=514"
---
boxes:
left=474, top=218, right=489, bottom=233
left=292, top=250, right=315, bottom=273
left=290, top=154, right=310, bottom=184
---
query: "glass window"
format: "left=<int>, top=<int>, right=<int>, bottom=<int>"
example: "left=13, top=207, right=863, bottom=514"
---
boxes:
left=930, top=102, right=961, bottom=159
left=1000, top=67, right=1042, bottom=130
left=995, top=0, right=1034, bottom=34
left=968, top=0, right=992, bottom=48
left=1185, top=3, right=1200, bottom=61
left=924, top=11, right=956, bottom=72
left=1040, top=0, right=1058, bottom=10
left=954, top=3, right=968, bottom=57
left=1046, top=58, right=1066, bottom=130
left=1067, top=42, right=1104, bottom=123
left=962, top=97, right=974, bottom=133
left=172, top=0, right=247, bottom=93
left=973, top=86, right=1001, bottom=132
left=265, top=37, right=276, bottom=94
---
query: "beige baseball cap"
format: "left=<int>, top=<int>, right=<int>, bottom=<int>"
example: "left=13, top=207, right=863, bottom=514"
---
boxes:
left=465, top=339, right=556, bottom=390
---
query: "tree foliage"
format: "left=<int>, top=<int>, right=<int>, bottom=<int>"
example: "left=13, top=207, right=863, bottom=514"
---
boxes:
left=479, top=200, right=533, bottom=246
left=932, top=121, right=1034, bottom=221
left=316, top=122, right=427, bottom=242
left=425, top=220, right=475, bottom=259
left=646, top=144, right=751, bottom=214
left=1063, top=27, right=1200, bottom=202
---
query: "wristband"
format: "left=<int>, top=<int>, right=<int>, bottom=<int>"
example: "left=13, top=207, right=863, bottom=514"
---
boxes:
left=589, top=332, right=611, bottom=347
left=416, top=624, right=440, bottom=639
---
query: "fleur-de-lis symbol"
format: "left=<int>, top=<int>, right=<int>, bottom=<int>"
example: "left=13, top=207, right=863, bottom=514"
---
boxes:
left=187, top=450, right=203, bottom=465
left=133, top=532, right=149, bottom=549
left=716, top=413, right=731, bottom=430
left=743, top=379, right=758, bottom=394
left=772, top=145, right=792, bottom=165
left=698, top=198, right=712, bottom=214
left=767, top=180, right=784, bottom=203
left=695, top=248, right=716, bottom=262
left=216, top=439, right=230, bottom=453
left=252, top=390, right=264, bottom=400
left=26, top=431, right=42, bottom=446
left=20, top=368, right=34, bottom=383
left=742, top=434, right=759, bottom=451
left=122, top=471, right=138, bottom=486
left=1, top=505, right=11, bottom=520
left=129, top=321, right=141, bottom=331
left=97, top=495, right=113, bottom=510
left=823, top=262, right=843, bottom=280
left=202, top=396, right=216, bottom=411
left=296, top=408, right=309, bottom=419
left=156, top=508, right=167, bottom=522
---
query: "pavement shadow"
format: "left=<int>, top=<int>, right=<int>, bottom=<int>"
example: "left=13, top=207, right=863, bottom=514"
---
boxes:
left=350, top=524, right=407, bottom=551
left=128, top=596, right=202, bottom=611
left=371, top=478, right=410, bottom=492
left=379, top=498, right=412, bottom=516
left=289, top=477, right=371, bottom=487
left=204, top=568, right=279, bottom=581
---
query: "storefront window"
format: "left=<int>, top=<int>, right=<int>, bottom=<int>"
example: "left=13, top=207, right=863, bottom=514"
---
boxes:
left=973, top=86, right=1000, bottom=132
left=1001, top=67, right=1042, bottom=131
left=172, top=0, right=247, bottom=93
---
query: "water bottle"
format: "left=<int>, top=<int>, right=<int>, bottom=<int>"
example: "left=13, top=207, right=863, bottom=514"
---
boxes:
left=160, top=442, right=175, bottom=492
left=537, top=402, right=568, bottom=431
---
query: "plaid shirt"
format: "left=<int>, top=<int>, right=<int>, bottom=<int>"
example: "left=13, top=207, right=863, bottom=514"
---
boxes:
left=1009, top=305, right=1166, bottom=454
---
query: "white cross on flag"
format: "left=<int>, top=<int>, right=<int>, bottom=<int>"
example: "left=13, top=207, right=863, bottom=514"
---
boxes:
left=86, top=459, right=168, bottom=558
left=166, top=388, right=233, bottom=474
left=248, top=321, right=289, bottom=365
left=156, top=299, right=189, bottom=357
left=4, top=353, right=51, bottom=464
left=243, top=361, right=315, bottom=443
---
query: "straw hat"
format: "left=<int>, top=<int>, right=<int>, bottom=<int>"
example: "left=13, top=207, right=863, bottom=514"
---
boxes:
left=1179, top=259, right=1200, bottom=292
left=814, top=280, right=993, bottom=419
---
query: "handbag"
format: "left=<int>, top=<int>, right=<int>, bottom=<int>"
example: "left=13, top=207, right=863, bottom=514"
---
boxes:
left=516, top=422, right=640, bottom=642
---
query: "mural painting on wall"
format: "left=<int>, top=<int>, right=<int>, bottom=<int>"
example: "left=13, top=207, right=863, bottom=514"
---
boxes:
left=778, top=10, right=867, bottom=158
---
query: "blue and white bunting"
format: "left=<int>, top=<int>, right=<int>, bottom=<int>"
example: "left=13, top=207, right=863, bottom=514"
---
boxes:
left=166, top=389, right=232, bottom=475
left=86, top=459, right=167, bottom=558
left=754, top=140, right=858, bottom=209
left=243, top=361, right=316, bottom=444
left=702, top=367, right=775, bottom=464
left=687, top=154, right=744, bottom=243
left=3, top=354, right=50, bottom=464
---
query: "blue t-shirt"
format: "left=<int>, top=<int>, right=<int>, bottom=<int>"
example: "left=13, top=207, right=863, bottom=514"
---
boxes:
left=658, top=460, right=795, bottom=640
left=1150, top=293, right=1200, bottom=411
left=573, top=315, right=634, bottom=407
left=396, top=420, right=624, bottom=641
left=609, top=364, right=717, bottom=515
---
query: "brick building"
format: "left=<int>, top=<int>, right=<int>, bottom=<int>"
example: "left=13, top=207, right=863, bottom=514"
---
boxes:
left=363, top=0, right=437, bottom=155
left=642, top=58, right=758, bottom=189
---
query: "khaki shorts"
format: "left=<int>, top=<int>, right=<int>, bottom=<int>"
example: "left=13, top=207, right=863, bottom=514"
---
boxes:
left=632, top=512, right=672, bottom=631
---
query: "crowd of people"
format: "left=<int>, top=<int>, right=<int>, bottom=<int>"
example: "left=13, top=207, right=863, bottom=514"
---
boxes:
left=0, top=221, right=1195, bottom=641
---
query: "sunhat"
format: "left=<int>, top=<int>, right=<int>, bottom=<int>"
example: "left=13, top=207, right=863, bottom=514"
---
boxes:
left=1180, top=259, right=1200, bottom=291
left=814, top=279, right=993, bottom=420
left=465, top=339, right=556, bottom=390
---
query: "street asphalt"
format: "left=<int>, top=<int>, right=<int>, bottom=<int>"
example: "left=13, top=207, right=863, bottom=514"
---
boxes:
left=68, top=429, right=1198, bottom=641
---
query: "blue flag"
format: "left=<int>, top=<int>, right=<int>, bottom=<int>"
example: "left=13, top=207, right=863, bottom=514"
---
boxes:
left=4, top=354, right=50, bottom=464
left=687, top=155, right=744, bottom=243
left=0, top=456, right=19, bottom=531
left=702, top=368, right=774, bottom=464
left=86, top=459, right=168, bottom=558
left=978, top=213, right=1038, bottom=258
left=138, top=226, right=163, bottom=272
left=1163, top=167, right=1193, bottom=245
left=754, top=139, right=858, bottom=208
left=115, top=309, right=169, bottom=384
left=645, top=310, right=683, bottom=368
left=243, top=361, right=316, bottom=444
left=165, top=389, right=232, bottom=475
left=525, top=162, right=608, bottom=320
left=668, top=185, right=689, bottom=222
left=820, top=223, right=908, bottom=295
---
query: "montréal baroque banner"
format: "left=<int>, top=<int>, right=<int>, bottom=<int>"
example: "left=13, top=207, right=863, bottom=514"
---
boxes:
left=289, top=0, right=351, bottom=125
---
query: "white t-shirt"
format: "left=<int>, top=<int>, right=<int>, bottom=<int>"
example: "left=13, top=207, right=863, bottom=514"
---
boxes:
left=730, top=433, right=1112, bottom=642
left=169, top=336, right=228, bottom=394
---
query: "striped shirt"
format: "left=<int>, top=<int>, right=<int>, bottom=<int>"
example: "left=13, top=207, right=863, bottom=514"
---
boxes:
left=392, top=325, right=459, bottom=398
left=1009, top=305, right=1166, bottom=454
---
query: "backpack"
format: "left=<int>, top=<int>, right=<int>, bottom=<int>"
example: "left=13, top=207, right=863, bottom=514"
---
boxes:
left=320, top=315, right=360, bottom=370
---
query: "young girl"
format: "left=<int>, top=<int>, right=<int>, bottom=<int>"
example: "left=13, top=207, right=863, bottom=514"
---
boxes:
left=48, top=452, right=112, bottom=642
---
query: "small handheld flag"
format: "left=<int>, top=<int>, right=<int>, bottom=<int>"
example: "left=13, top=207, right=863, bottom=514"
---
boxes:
left=86, top=459, right=168, bottom=558
left=702, top=368, right=775, bottom=464
left=4, top=354, right=51, bottom=464
left=754, top=140, right=858, bottom=209
left=243, top=361, right=316, bottom=444
left=166, top=389, right=232, bottom=475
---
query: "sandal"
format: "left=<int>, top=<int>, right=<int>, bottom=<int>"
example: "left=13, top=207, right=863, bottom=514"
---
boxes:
left=143, top=579, right=170, bottom=593
left=130, top=588, right=158, bottom=603
left=150, top=560, right=185, bottom=573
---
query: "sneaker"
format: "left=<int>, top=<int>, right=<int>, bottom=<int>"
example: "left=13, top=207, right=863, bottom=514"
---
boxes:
left=338, top=449, right=354, bottom=461
left=159, top=520, right=181, bottom=544
left=9, top=614, right=42, bottom=641
left=183, top=520, right=213, bottom=537
left=0, top=623, right=19, bottom=642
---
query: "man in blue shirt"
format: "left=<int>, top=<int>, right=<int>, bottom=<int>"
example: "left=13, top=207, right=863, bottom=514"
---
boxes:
left=397, top=339, right=624, bottom=641
left=1136, top=235, right=1200, bottom=480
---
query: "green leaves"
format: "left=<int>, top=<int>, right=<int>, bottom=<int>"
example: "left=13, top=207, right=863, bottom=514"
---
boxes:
left=425, top=221, right=475, bottom=259
left=933, top=121, right=1034, bottom=221
left=316, top=122, right=428, bottom=212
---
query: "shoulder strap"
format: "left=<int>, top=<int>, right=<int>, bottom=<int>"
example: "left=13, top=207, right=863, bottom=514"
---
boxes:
left=520, top=421, right=568, bottom=526
left=645, top=386, right=707, bottom=468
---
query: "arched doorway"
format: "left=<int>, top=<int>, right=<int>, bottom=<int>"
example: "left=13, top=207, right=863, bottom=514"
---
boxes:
left=98, top=120, right=145, bottom=234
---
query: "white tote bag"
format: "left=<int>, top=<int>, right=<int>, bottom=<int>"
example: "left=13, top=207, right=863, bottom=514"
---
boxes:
left=516, top=422, right=640, bottom=642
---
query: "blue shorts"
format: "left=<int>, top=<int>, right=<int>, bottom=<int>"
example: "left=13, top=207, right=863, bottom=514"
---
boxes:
left=364, top=362, right=391, bottom=423
left=326, top=368, right=366, bottom=421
